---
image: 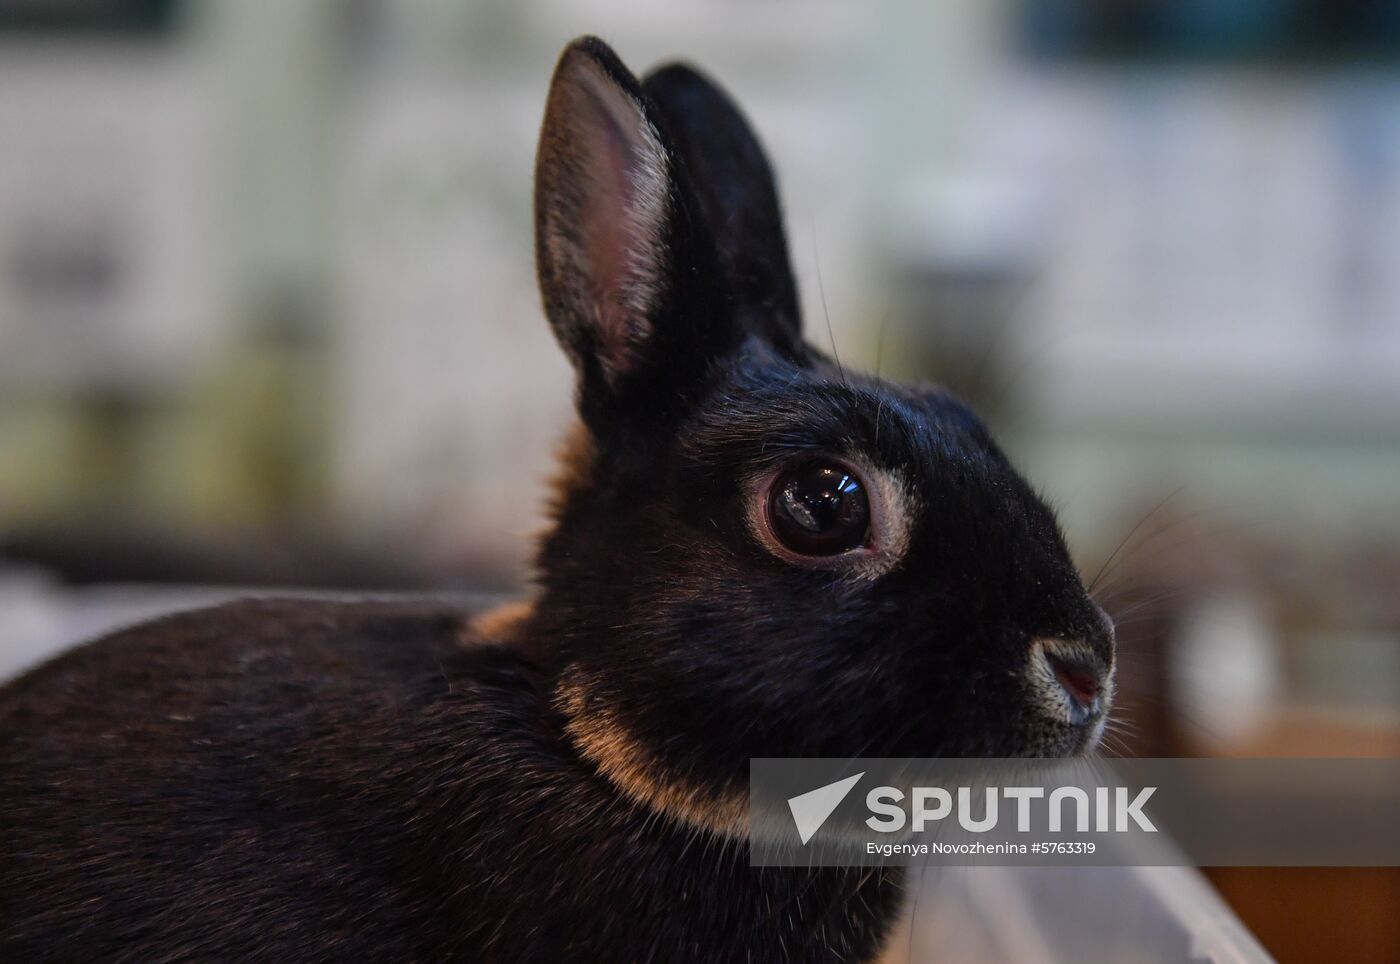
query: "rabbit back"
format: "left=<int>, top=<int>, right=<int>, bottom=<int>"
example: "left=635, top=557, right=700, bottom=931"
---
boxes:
left=0, top=598, right=899, bottom=962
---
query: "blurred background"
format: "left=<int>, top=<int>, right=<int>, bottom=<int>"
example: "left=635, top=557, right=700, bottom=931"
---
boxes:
left=0, top=1, right=1397, bottom=960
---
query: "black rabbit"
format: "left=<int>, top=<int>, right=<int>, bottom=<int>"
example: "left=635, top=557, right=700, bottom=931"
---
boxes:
left=0, top=36, right=1114, bottom=963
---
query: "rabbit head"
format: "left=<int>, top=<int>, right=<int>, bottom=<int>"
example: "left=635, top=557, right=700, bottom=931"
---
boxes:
left=529, top=38, right=1114, bottom=834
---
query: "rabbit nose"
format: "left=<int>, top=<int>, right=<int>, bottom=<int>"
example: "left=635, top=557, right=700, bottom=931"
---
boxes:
left=1033, top=637, right=1111, bottom=721
left=1047, top=653, right=1102, bottom=708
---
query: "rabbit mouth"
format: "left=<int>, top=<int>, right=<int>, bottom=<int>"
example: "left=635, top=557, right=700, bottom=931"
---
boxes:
left=1028, top=638, right=1113, bottom=736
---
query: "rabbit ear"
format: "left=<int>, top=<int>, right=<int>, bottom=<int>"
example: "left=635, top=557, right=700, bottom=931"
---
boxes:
left=643, top=63, right=801, bottom=351
left=535, top=38, right=731, bottom=426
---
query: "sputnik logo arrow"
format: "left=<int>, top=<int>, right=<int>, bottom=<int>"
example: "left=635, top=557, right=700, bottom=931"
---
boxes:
left=787, top=772, right=864, bottom=845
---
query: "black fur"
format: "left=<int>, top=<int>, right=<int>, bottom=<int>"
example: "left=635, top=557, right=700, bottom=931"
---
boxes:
left=0, top=36, right=1112, bottom=963
left=643, top=62, right=803, bottom=353
left=1, top=600, right=898, bottom=961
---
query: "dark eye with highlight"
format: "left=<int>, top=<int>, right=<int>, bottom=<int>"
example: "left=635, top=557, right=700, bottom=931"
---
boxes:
left=767, top=462, right=871, bottom=557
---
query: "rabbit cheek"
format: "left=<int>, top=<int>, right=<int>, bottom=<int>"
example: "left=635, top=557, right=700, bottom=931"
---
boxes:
left=556, top=669, right=748, bottom=838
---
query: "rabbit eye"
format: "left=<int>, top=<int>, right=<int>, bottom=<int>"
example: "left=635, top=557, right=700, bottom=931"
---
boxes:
left=767, top=462, right=871, bottom=557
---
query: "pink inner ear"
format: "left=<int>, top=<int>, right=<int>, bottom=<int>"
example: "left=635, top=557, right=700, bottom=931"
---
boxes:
left=578, top=95, right=641, bottom=365
left=563, top=65, right=670, bottom=381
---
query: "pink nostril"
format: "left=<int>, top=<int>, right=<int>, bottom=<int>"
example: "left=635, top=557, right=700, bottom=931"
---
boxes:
left=1050, top=658, right=1101, bottom=708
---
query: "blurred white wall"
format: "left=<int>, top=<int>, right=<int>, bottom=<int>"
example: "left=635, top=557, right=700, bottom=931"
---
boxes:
left=330, top=0, right=879, bottom=573
left=0, top=0, right=1398, bottom=574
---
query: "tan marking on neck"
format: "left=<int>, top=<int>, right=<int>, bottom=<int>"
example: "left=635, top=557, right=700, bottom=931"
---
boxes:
left=544, top=419, right=595, bottom=521
left=556, top=670, right=747, bottom=839
left=467, top=600, right=535, bottom=646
